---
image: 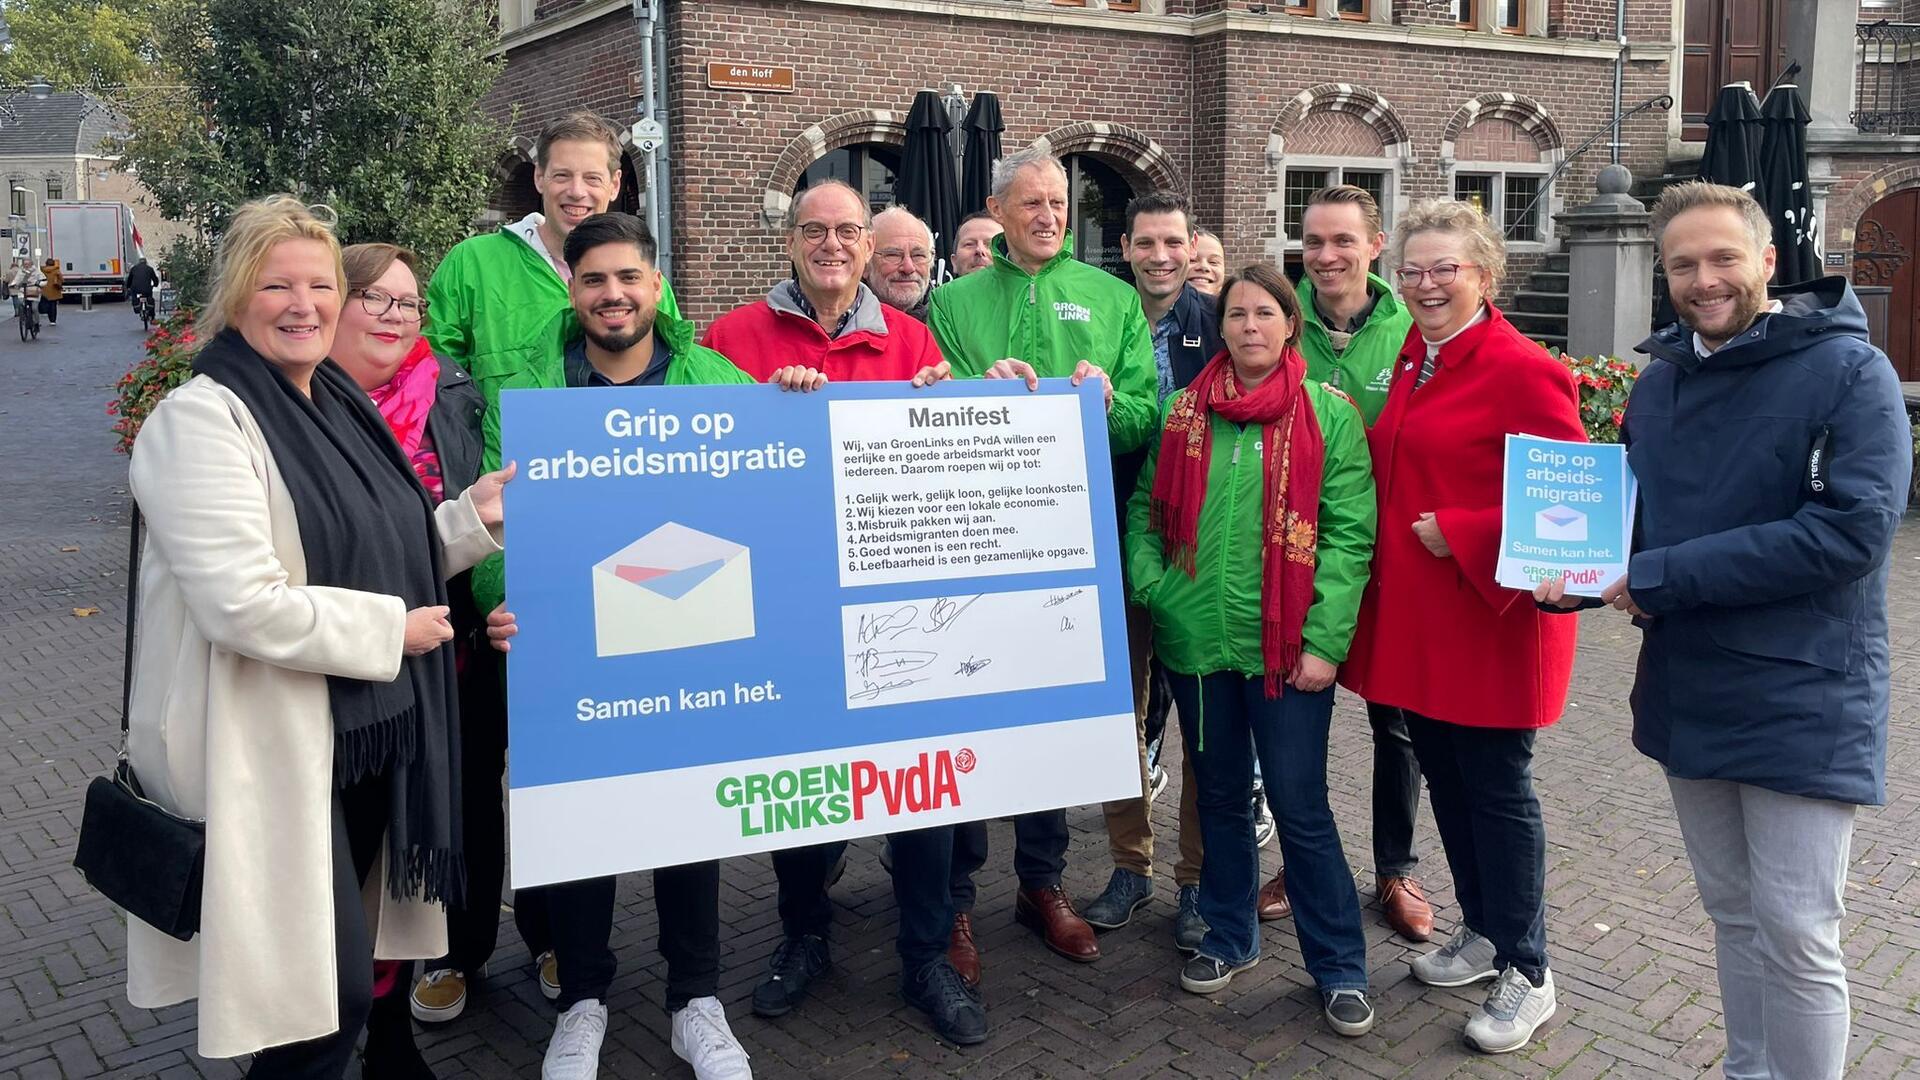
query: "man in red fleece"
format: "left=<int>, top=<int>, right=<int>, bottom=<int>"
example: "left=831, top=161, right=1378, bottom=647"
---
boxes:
left=703, top=180, right=946, bottom=383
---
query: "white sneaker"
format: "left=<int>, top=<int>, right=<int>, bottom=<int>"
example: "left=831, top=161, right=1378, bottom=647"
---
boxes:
left=671, top=996, right=753, bottom=1079
left=1410, top=928, right=1499, bottom=987
left=542, top=998, right=608, bottom=1080
left=1464, top=966, right=1556, bottom=1054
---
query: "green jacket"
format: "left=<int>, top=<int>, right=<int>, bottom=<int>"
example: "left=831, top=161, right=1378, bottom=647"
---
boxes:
left=926, top=233, right=1157, bottom=453
left=424, top=216, right=681, bottom=462
left=1124, top=382, right=1376, bottom=677
left=1295, top=272, right=1411, bottom=426
left=466, top=306, right=752, bottom=613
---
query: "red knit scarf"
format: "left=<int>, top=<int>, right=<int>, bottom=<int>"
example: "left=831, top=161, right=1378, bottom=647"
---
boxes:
left=1149, top=348, right=1324, bottom=697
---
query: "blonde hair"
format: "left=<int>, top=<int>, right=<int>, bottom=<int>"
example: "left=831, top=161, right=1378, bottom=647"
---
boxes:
left=201, top=195, right=343, bottom=344
left=1650, top=181, right=1772, bottom=255
left=1388, top=198, right=1506, bottom=294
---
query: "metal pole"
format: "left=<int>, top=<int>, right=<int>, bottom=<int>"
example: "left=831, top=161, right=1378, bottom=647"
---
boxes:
left=1612, top=0, right=1626, bottom=164
left=636, top=0, right=658, bottom=244
left=653, top=1, right=673, bottom=278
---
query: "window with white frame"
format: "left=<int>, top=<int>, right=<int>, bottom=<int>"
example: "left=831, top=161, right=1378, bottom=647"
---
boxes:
left=9, top=187, right=26, bottom=217
left=1452, top=168, right=1549, bottom=243
left=1281, top=160, right=1395, bottom=278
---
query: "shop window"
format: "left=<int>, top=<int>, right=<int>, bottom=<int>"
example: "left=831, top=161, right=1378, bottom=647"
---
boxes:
left=797, top=143, right=902, bottom=217
left=1453, top=171, right=1547, bottom=243
left=1064, top=154, right=1137, bottom=283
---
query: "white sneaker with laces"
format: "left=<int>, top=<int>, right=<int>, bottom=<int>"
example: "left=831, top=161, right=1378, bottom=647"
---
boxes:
left=542, top=998, right=608, bottom=1080
left=671, top=996, right=753, bottom=1079
left=1464, top=966, right=1556, bottom=1054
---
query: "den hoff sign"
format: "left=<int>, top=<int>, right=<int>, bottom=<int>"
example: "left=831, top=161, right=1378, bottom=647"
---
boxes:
left=706, top=62, right=795, bottom=93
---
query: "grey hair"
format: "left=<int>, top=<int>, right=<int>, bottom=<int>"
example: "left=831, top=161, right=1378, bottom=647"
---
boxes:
left=874, top=204, right=933, bottom=246
left=787, top=178, right=873, bottom=232
left=1388, top=198, right=1506, bottom=294
left=1650, top=180, right=1773, bottom=256
left=989, top=146, right=1067, bottom=202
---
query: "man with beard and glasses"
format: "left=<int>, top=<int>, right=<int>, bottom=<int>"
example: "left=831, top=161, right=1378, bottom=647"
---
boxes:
left=702, top=180, right=983, bottom=1047
left=522, top=213, right=757, bottom=1080
left=866, top=206, right=936, bottom=321
left=1538, top=181, right=1909, bottom=1080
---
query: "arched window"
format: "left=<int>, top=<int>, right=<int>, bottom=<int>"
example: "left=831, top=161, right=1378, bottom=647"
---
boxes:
left=1450, top=117, right=1552, bottom=245
left=502, top=160, right=539, bottom=219
left=796, top=143, right=902, bottom=216
left=1064, top=154, right=1138, bottom=282
left=1277, top=109, right=1397, bottom=282
left=616, top=151, right=643, bottom=216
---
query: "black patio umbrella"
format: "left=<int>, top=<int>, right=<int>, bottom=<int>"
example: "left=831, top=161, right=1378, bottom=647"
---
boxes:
left=1758, top=82, right=1819, bottom=285
left=894, top=89, right=964, bottom=277
left=959, top=92, right=1004, bottom=217
left=1698, top=82, right=1765, bottom=195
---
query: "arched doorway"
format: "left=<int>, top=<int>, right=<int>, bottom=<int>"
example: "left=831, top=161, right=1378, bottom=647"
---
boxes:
left=617, top=150, right=643, bottom=216
left=502, top=159, right=539, bottom=219
left=1064, top=154, right=1138, bottom=282
left=796, top=143, right=903, bottom=216
left=1854, top=189, right=1917, bottom=380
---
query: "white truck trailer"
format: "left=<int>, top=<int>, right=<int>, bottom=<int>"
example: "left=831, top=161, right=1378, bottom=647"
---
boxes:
left=47, top=201, right=143, bottom=300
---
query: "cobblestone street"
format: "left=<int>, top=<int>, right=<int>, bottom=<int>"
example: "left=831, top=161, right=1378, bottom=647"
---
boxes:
left=2, top=309, right=1916, bottom=1079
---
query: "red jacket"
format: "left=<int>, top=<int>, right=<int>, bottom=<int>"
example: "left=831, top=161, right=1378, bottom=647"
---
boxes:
left=701, top=283, right=943, bottom=383
left=1340, top=305, right=1585, bottom=730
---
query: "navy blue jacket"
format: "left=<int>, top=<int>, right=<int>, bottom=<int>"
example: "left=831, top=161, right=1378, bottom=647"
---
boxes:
left=1113, top=283, right=1225, bottom=540
left=1626, top=277, right=1911, bottom=805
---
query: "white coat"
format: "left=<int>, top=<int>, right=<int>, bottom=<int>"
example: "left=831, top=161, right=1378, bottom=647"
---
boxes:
left=122, top=373, right=502, bottom=1057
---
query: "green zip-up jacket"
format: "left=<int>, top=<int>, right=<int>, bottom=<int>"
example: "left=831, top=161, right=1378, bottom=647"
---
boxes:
left=1124, top=381, right=1376, bottom=677
left=926, top=232, right=1157, bottom=453
left=1296, top=272, right=1411, bottom=426
left=424, top=215, right=681, bottom=464
left=466, top=306, right=752, bottom=614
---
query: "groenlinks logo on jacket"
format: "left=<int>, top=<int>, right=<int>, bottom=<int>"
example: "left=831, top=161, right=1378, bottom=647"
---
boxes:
left=1053, top=301, right=1092, bottom=323
left=715, top=748, right=976, bottom=837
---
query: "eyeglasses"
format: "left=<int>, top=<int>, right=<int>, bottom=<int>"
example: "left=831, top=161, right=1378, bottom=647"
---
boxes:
left=351, top=287, right=428, bottom=322
left=876, top=247, right=933, bottom=267
left=1393, top=263, right=1477, bottom=289
left=797, top=222, right=867, bottom=245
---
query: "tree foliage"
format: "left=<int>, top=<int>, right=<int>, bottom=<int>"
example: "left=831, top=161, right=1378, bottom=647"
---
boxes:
left=0, top=0, right=170, bottom=90
left=117, top=0, right=504, bottom=273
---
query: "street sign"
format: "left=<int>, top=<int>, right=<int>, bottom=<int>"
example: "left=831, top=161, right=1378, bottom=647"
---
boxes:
left=706, top=62, right=795, bottom=94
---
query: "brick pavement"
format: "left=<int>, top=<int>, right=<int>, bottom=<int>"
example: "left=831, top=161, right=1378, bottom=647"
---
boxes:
left=2, top=309, right=1917, bottom=1078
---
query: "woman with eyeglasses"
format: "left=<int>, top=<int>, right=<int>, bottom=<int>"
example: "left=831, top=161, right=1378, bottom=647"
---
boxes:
left=1338, top=199, right=1584, bottom=1056
left=331, top=242, right=511, bottom=1078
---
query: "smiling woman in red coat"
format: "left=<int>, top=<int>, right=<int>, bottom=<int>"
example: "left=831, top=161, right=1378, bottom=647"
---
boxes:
left=1339, top=199, right=1583, bottom=1057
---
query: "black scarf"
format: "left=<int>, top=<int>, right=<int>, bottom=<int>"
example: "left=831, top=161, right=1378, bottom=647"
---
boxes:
left=194, top=328, right=463, bottom=903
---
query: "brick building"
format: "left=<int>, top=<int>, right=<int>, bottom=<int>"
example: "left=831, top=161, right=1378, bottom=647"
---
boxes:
left=481, top=0, right=1920, bottom=371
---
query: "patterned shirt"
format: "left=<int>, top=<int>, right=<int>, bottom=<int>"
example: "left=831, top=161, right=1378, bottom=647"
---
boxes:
left=1151, top=309, right=1180, bottom=405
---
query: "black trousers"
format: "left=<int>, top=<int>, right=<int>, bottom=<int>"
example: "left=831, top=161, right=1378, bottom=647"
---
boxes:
left=436, top=646, right=510, bottom=976
left=771, top=830, right=956, bottom=979
left=513, top=860, right=721, bottom=1013
left=948, top=807, right=1069, bottom=911
left=1365, top=702, right=1422, bottom=878
left=246, top=776, right=389, bottom=1079
left=1403, top=710, right=1549, bottom=981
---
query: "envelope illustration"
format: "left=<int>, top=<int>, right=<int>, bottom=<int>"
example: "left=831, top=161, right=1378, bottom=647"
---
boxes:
left=592, top=523, right=754, bottom=657
left=1535, top=505, right=1588, bottom=542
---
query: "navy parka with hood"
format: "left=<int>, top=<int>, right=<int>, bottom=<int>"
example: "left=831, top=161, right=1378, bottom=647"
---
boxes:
left=1625, top=277, right=1911, bottom=806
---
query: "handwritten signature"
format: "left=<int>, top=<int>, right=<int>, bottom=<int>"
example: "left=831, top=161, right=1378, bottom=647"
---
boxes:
left=850, top=648, right=939, bottom=679
left=850, top=677, right=927, bottom=702
left=1060, top=616, right=1076, bottom=632
left=856, top=595, right=982, bottom=643
left=1043, top=588, right=1085, bottom=609
left=956, top=656, right=992, bottom=676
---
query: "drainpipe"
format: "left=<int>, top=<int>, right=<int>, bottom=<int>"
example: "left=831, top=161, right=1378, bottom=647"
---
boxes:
left=1612, top=0, right=1626, bottom=164
left=654, top=5, right=672, bottom=278
left=632, top=0, right=672, bottom=277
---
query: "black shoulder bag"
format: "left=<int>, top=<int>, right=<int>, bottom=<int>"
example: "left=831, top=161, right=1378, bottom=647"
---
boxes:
left=72, top=508, right=206, bottom=941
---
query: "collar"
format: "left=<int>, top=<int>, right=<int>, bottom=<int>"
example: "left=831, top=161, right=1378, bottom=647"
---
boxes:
left=505, top=213, right=569, bottom=282
left=1692, top=299, right=1785, bottom=358
left=565, top=329, right=672, bottom=388
left=1312, top=287, right=1380, bottom=335
left=766, top=280, right=888, bottom=339
left=1422, top=304, right=1491, bottom=358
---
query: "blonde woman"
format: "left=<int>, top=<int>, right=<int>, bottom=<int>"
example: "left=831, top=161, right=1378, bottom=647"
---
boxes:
left=123, top=195, right=513, bottom=1077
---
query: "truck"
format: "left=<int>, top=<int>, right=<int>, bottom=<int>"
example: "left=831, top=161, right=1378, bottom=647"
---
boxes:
left=47, top=201, right=144, bottom=299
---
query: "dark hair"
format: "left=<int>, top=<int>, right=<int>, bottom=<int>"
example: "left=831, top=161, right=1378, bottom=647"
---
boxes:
left=1215, top=263, right=1304, bottom=352
left=958, top=210, right=997, bottom=229
left=1123, top=190, right=1195, bottom=237
left=536, top=110, right=623, bottom=175
left=562, top=212, right=658, bottom=269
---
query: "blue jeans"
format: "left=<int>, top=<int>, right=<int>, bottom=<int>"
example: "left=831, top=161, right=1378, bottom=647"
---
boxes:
left=1169, top=672, right=1368, bottom=991
left=1403, top=711, right=1548, bottom=981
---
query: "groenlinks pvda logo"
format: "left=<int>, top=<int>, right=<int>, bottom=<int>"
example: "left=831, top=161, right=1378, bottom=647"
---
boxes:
left=715, top=748, right=975, bottom=837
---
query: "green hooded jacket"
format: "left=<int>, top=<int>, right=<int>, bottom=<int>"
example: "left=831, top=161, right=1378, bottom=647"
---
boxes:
left=926, top=232, right=1157, bottom=454
left=1124, top=381, right=1376, bottom=678
left=1295, top=272, right=1411, bottom=426
left=424, top=215, right=682, bottom=460
left=465, top=305, right=752, bottom=613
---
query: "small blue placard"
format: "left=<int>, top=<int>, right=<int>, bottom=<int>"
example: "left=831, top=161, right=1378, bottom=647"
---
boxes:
left=1495, top=434, right=1636, bottom=596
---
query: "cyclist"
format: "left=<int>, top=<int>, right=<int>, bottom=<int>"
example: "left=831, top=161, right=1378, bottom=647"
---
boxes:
left=126, top=257, right=159, bottom=323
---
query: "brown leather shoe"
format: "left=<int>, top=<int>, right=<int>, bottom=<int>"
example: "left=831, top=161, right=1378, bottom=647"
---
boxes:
left=948, top=912, right=981, bottom=988
left=1256, top=869, right=1292, bottom=921
left=1378, top=875, right=1434, bottom=942
left=1015, top=885, right=1100, bottom=962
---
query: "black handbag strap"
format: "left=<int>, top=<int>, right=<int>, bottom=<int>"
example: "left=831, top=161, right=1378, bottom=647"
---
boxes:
left=121, top=507, right=141, bottom=737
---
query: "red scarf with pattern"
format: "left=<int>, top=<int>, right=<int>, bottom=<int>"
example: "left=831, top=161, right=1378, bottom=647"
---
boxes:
left=1149, top=348, right=1323, bottom=696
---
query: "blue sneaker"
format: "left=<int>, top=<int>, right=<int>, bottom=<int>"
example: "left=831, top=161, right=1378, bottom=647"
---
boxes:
left=1174, top=884, right=1208, bottom=954
left=1082, top=868, right=1154, bottom=930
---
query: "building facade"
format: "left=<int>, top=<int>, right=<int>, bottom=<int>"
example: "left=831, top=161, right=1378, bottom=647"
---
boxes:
left=0, top=93, right=192, bottom=266
left=482, top=0, right=1920, bottom=373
